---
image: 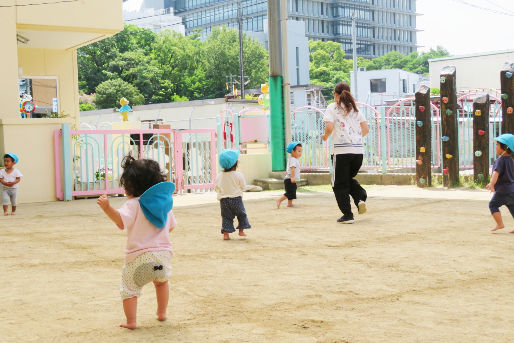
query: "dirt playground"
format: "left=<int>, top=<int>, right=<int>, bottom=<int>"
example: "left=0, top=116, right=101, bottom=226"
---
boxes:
left=1, top=186, right=513, bottom=343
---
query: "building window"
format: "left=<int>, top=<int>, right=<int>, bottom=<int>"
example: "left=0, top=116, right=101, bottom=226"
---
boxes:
left=370, top=78, right=387, bottom=93
left=402, top=79, right=407, bottom=93
left=296, top=46, right=300, bottom=85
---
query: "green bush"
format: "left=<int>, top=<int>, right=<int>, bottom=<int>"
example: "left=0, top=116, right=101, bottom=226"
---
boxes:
left=430, top=88, right=440, bottom=95
left=79, top=103, right=96, bottom=111
left=94, top=78, right=144, bottom=109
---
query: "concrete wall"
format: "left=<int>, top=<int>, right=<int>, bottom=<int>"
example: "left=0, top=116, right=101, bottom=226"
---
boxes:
left=238, top=153, right=272, bottom=185
left=429, top=50, right=514, bottom=91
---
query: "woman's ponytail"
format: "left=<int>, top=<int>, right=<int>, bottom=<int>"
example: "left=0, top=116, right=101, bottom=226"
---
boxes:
left=334, top=82, right=358, bottom=113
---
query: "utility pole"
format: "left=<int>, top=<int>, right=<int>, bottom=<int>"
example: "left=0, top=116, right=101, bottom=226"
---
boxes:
left=238, top=0, right=245, bottom=99
left=351, top=13, right=358, bottom=100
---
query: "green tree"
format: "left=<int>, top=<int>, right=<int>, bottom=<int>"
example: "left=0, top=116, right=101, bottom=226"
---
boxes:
left=94, top=78, right=144, bottom=109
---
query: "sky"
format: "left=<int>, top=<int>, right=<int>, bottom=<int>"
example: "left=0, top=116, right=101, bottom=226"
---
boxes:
left=416, top=0, right=514, bottom=55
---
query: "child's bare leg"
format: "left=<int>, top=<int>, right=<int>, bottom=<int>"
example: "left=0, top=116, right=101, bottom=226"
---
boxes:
left=491, top=212, right=505, bottom=231
left=10, top=205, right=16, bottom=215
left=287, top=200, right=293, bottom=207
left=276, top=195, right=287, bottom=209
left=238, top=229, right=246, bottom=237
left=3, top=205, right=8, bottom=216
left=120, top=296, right=137, bottom=329
left=223, top=232, right=230, bottom=240
left=153, top=280, right=169, bottom=321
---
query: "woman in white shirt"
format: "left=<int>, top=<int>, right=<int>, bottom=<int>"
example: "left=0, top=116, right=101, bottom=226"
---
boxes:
left=321, top=83, right=369, bottom=224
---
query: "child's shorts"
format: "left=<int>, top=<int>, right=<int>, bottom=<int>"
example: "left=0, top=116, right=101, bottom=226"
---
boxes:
left=2, top=188, right=17, bottom=206
left=489, top=192, right=514, bottom=217
left=283, top=178, right=297, bottom=200
left=220, top=196, right=251, bottom=233
left=120, top=250, right=172, bottom=300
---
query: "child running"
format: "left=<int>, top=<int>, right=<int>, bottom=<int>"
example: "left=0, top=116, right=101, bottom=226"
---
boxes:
left=487, top=134, right=514, bottom=232
left=97, top=155, right=176, bottom=329
left=1, top=153, right=22, bottom=216
left=215, top=149, right=251, bottom=240
left=277, top=142, right=302, bottom=208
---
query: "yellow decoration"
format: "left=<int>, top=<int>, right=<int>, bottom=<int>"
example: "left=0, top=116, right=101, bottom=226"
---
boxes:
left=475, top=110, right=481, bottom=116
left=261, top=82, right=269, bottom=94
left=446, top=154, right=453, bottom=159
left=119, top=97, right=131, bottom=121
left=419, top=147, right=425, bottom=153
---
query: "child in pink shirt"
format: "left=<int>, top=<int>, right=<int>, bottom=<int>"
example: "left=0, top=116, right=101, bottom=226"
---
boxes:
left=97, top=155, right=177, bottom=330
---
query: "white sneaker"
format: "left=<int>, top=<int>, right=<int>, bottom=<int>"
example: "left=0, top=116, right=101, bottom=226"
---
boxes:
left=358, top=201, right=367, bottom=214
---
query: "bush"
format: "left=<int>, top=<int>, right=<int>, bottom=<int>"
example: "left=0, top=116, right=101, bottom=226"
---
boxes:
left=430, top=88, right=440, bottom=95
left=94, top=78, right=145, bottom=109
left=79, top=103, right=96, bottom=111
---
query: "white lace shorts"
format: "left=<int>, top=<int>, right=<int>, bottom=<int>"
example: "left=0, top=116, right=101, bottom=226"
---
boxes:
left=120, top=251, right=172, bottom=300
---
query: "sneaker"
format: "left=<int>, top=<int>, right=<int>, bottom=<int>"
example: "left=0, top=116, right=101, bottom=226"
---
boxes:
left=337, top=216, right=354, bottom=224
left=358, top=201, right=367, bottom=214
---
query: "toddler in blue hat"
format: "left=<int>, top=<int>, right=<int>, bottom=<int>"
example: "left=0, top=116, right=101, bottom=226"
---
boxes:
left=487, top=134, right=514, bottom=232
left=97, top=155, right=177, bottom=329
left=215, top=149, right=251, bottom=240
left=277, top=142, right=303, bottom=209
left=1, top=153, right=23, bottom=216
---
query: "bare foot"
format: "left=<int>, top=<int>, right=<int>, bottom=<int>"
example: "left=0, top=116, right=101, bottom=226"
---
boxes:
left=287, top=204, right=294, bottom=207
left=491, top=225, right=505, bottom=232
left=10, top=212, right=15, bottom=216
left=223, top=232, right=230, bottom=240
left=120, top=322, right=137, bottom=330
left=3, top=212, right=8, bottom=216
left=510, top=230, right=514, bottom=234
left=276, top=199, right=281, bottom=209
left=157, top=312, right=167, bottom=321
left=238, top=230, right=247, bottom=237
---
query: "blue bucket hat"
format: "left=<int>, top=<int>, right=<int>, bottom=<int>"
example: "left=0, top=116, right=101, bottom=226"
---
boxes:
left=139, top=182, right=175, bottom=229
left=495, top=133, right=514, bottom=152
left=286, top=142, right=301, bottom=154
left=5, top=153, right=19, bottom=164
left=219, top=149, right=240, bottom=170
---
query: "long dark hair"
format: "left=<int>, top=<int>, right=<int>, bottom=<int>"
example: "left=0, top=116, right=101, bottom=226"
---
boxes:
left=334, top=82, right=358, bottom=113
left=119, top=155, right=166, bottom=197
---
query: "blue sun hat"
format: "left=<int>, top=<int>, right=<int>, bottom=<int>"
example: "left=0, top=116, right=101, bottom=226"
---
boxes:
left=495, top=133, right=514, bottom=152
left=139, top=182, right=175, bottom=229
left=5, top=153, right=19, bottom=164
left=286, top=142, right=301, bottom=154
left=219, top=149, right=240, bottom=170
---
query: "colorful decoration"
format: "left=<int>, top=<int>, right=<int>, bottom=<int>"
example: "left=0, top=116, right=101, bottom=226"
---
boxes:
left=501, top=93, right=509, bottom=100
left=443, top=168, right=449, bottom=175
left=118, top=97, right=132, bottom=121
left=419, top=147, right=425, bottom=153
left=475, top=110, right=481, bottom=116
left=258, top=83, right=270, bottom=110
left=419, top=105, right=425, bottom=112
left=440, top=76, right=446, bottom=83
left=419, top=177, right=426, bottom=184
left=442, top=97, right=449, bottom=104
left=477, top=173, right=485, bottom=179
left=441, top=136, right=449, bottom=142
left=416, top=121, right=423, bottom=127
left=446, top=109, right=453, bottom=115
left=506, top=72, right=513, bottom=79
left=19, top=93, right=35, bottom=118
left=478, top=130, right=485, bottom=136
left=508, top=107, right=514, bottom=114
left=416, top=159, right=423, bottom=165
left=474, top=150, right=482, bottom=157
left=445, top=154, right=453, bottom=159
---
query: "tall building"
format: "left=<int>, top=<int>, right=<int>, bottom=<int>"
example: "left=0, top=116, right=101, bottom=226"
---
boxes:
left=123, top=0, right=185, bottom=34
left=171, top=0, right=418, bottom=58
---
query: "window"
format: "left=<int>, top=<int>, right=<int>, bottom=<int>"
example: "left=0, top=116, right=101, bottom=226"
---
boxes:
left=370, top=78, right=386, bottom=93
left=296, top=47, right=300, bottom=85
left=402, top=79, right=407, bottom=93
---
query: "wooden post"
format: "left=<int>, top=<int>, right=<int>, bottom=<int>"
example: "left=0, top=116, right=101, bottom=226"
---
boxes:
left=473, top=94, right=490, bottom=184
left=415, top=85, right=431, bottom=187
left=440, top=66, right=459, bottom=187
left=501, top=62, right=514, bottom=134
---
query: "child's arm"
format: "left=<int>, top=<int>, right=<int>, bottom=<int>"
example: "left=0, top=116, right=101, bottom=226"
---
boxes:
left=7, top=177, right=21, bottom=187
left=290, top=166, right=296, bottom=183
left=97, top=194, right=124, bottom=229
left=486, top=171, right=499, bottom=192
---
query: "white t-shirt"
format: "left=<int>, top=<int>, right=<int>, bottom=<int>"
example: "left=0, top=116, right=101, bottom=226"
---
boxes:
left=285, top=157, right=301, bottom=180
left=0, top=168, right=23, bottom=189
left=323, top=102, right=367, bottom=155
left=215, top=171, right=246, bottom=200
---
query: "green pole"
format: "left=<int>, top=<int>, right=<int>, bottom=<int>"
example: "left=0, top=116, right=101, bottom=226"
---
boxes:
left=269, top=76, right=286, bottom=171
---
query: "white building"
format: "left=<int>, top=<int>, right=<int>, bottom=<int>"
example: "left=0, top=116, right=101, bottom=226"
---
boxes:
left=123, top=0, right=185, bottom=34
left=351, top=69, right=425, bottom=106
left=428, top=50, right=514, bottom=92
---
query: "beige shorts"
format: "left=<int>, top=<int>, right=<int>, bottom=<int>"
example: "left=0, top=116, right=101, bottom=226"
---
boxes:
left=120, top=250, right=172, bottom=300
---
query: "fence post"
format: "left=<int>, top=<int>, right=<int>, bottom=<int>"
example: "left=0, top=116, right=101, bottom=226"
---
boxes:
left=415, top=85, right=431, bottom=187
left=440, top=66, right=459, bottom=187
left=62, top=123, right=72, bottom=201
left=501, top=62, right=514, bottom=134
left=380, top=107, right=387, bottom=174
left=473, top=94, right=490, bottom=184
left=216, top=115, right=223, bottom=160
left=233, top=112, right=241, bottom=151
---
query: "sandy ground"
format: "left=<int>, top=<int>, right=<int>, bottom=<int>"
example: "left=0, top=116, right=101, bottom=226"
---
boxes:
left=1, top=185, right=514, bottom=343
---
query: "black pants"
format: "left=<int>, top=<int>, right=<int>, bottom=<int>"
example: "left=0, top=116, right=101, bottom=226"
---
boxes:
left=332, top=154, right=367, bottom=217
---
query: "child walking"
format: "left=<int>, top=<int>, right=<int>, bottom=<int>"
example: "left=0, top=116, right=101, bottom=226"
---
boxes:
left=1, top=153, right=22, bottom=216
left=277, top=142, right=302, bottom=209
left=97, top=155, right=177, bottom=329
left=215, top=149, right=251, bottom=240
left=486, top=134, right=514, bottom=232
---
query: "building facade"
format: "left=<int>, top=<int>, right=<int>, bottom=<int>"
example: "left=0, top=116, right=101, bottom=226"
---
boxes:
left=123, top=0, right=185, bottom=34
left=171, top=0, right=418, bottom=58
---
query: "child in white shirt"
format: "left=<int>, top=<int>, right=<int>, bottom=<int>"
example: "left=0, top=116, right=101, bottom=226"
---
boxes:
left=277, top=142, right=303, bottom=208
left=1, top=153, right=22, bottom=216
left=215, top=149, right=251, bottom=240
